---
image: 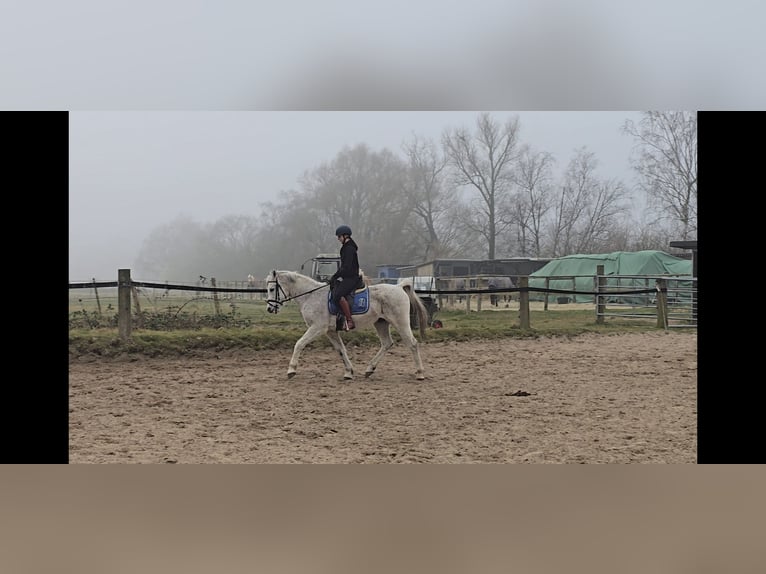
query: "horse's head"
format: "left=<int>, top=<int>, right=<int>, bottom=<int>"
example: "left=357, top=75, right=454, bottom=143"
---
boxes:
left=265, top=269, right=284, bottom=314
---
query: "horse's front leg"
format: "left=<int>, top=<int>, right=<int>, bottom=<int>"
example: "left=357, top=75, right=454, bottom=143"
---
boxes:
left=287, top=324, right=326, bottom=379
left=325, top=330, right=354, bottom=379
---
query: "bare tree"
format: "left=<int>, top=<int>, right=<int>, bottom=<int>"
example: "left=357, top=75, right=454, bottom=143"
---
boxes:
left=581, top=177, right=633, bottom=252
left=548, top=148, right=592, bottom=256
left=442, top=112, right=521, bottom=259
left=627, top=215, right=680, bottom=252
left=256, top=190, right=331, bottom=272
left=547, top=147, right=631, bottom=256
left=622, top=111, right=697, bottom=240
left=298, top=143, right=417, bottom=267
left=505, top=146, right=555, bottom=257
left=205, top=214, right=264, bottom=277
left=209, top=215, right=260, bottom=254
left=134, top=215, right=212, bottom=281
left=401, top=134, right=462, bottom=261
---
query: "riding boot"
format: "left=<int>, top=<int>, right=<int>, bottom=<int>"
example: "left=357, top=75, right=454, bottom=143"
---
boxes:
left=338, top=297, right=355, bottom=330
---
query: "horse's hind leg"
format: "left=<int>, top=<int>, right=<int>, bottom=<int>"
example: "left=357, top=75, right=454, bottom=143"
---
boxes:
left=325, top=330, right=354, bottom=379
left=364, top=319, right=394, bottom=378
left=287, top=324, right=325, bottom=379
left=391, top=316, right=426, bottom=381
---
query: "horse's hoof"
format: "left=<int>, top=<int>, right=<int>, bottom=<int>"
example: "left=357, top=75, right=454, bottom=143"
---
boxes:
left=364, top=371, right=373, bottom=378
left=287, top=372, right=296, bottom=379
left=416, top=374, right=425, bottom=381
left=343, top=374, right=353, bottom=380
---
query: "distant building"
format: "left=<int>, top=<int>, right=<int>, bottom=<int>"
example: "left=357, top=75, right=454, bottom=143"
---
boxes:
left=374, top=264, right=412, bottom=284
left=395, top=258, right=551, bottom=281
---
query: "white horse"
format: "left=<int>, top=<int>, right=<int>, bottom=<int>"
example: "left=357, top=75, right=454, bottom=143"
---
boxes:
left=265, top=270, right=428, bottom=380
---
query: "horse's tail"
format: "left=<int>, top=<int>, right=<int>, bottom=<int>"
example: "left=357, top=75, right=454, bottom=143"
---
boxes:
left=400, top=279, right=428, bottom=340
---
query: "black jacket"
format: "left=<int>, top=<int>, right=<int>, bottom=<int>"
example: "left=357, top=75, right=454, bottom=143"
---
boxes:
left=331, top=237, right=359, bottom=281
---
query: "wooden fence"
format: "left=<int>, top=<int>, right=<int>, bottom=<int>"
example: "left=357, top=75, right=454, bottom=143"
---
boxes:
left=68, top=267, right=697, bottom=340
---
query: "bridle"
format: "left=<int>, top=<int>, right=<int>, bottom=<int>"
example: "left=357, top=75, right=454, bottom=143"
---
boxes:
left=266, top=270, right=329, bottom=314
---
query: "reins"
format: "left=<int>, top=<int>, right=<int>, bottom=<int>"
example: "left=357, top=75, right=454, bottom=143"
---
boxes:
left=266, top=272, right=329, bottom=310
left=281, top=282, right=329, bottom=303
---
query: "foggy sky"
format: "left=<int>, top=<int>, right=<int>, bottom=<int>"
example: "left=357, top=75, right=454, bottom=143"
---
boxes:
left=51, top=2, right=732, bottom=280
left=69, top=111, right=643, bottom=281
left=3, top=1, right=764, bottom=110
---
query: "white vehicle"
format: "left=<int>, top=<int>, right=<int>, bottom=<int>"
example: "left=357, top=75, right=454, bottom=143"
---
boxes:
left=301, top=254, right=341, bottom=282
left=399, top=275, right=436, bottom=292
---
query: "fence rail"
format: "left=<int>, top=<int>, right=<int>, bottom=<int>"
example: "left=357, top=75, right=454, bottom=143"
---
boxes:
left=595, top=275, right=698, bottom=329
left=69, top=267, right=697, bottom=339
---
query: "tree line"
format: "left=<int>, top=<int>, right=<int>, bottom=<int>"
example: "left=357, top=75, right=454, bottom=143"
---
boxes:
left=134, top=111, right=697, bottom=282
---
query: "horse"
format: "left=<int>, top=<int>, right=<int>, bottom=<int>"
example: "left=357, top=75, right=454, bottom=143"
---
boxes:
left=265, top=270, right=429, bottom=381
left=487, top=276, right=514, bottom=306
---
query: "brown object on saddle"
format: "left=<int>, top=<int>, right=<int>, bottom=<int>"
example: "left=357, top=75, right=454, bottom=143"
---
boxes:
left=332, top=275, right=365, bottom=331
left=338, top=297, right=355, bottom=330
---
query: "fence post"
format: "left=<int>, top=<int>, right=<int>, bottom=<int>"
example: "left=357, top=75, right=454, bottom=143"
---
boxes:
left=596, top=264, right=605, bottom=324
left=544, top=278, right=549, bottom=310
left=92, top=278, right=102, bottom=316
left=211, top=277, right=222, bottom=315
left=656, top=278, right=668, bottom=329
left=519, top=276, right=530, bottom=329
left=118, top=268, right=132, bottom=341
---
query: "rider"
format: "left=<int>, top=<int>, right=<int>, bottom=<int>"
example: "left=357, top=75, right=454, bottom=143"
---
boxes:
left=329, top=224, right=360, bottom=331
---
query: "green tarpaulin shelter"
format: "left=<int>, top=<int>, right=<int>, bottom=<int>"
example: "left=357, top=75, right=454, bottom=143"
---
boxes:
left=529, top=250, right=693, bottom=303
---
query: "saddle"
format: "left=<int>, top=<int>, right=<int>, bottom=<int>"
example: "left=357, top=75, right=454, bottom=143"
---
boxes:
left=328, top=284, right=370, bottom=315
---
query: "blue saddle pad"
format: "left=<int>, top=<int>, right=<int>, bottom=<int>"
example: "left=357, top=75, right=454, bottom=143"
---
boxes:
left=328, top=288, right=370, bottom=315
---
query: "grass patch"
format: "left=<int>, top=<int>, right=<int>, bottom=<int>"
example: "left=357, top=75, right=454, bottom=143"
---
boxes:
left=69, top=305, right=667, bottom=360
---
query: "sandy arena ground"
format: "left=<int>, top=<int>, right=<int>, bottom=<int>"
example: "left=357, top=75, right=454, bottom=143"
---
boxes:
left=69, top=331, right=697, bottom=463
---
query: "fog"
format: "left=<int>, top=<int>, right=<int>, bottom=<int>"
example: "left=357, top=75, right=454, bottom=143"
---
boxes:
left=68, top=111, right=645, bottom=281
left=3, top=1, right=763, bottom=109
left=52, top=1, right=732, bottom=280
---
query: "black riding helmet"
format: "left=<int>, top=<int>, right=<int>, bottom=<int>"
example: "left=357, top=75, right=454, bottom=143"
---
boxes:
left=335, top=225, right=352, bottom=236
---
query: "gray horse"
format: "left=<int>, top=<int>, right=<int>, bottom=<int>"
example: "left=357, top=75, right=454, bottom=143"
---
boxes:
left=265, top=270, right=429, bottom=380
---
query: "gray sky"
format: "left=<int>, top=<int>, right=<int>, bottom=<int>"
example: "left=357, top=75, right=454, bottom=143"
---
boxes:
left=3, top=2, right=764, bottom=110
left=69, top=111, right=643, bottom=281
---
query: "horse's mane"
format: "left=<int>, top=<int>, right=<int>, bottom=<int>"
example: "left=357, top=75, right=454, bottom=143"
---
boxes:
left=283, top=269, right=370, bottom=287
left=280, top=270, right=322, bottom=285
